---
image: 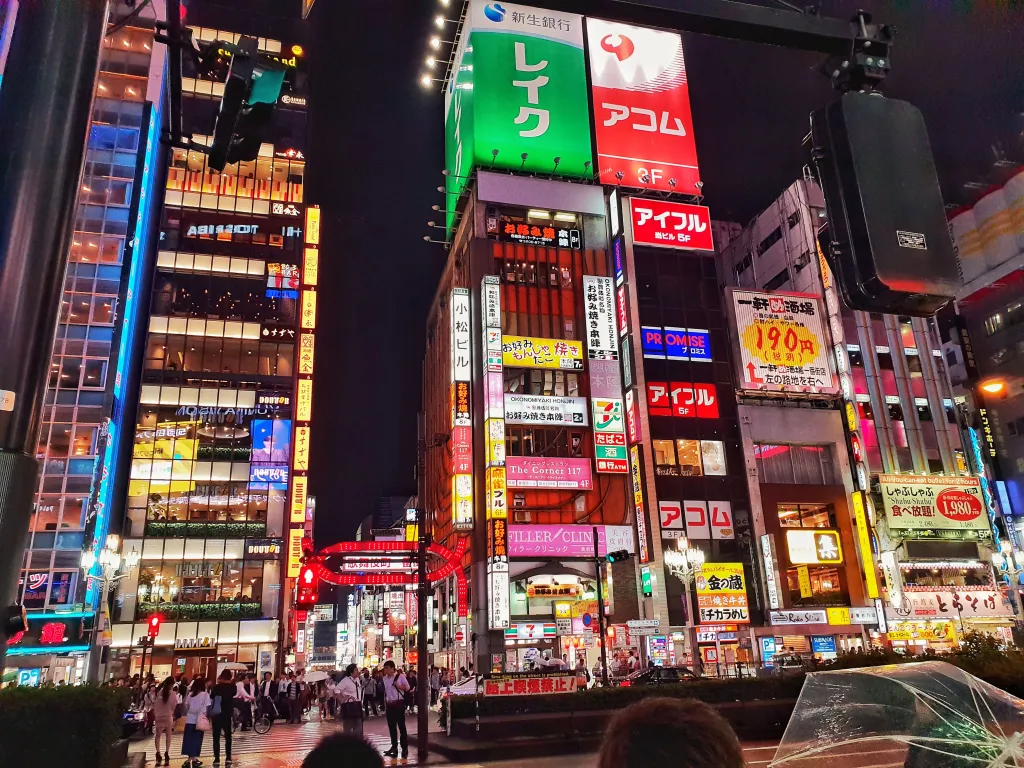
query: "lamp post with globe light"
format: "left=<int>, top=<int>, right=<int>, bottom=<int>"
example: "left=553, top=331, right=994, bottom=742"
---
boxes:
left=663, top=539, right=706, bottom=676
left=82, top=534, right=140, bottom=682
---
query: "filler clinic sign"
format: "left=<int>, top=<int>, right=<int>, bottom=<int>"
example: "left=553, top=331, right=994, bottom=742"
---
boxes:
left=586, top=19, right=701, bottom=193
left=507, top=524, right=635, bottom=558
left=444, top=0, right=593, bottom=232
left=629, top=198, right=714, bottom=251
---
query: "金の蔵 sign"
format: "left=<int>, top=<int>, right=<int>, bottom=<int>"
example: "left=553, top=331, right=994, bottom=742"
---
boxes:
left=729, top=289, right=837, bottom=395
left=878, top=475, right=988, bottom=531
left=696, top=563, right=749, bottom=624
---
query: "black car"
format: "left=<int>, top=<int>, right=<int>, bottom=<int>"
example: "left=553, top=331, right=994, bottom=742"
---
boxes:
left=618, top=666, right=697, bottom=687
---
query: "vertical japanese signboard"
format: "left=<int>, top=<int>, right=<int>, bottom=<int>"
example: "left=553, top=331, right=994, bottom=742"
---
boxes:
left=288, top=206, right=319, bottom=583
left=630, top=444, right=651, bottom=563
left=445, top=0, right=593, bottom=233
left=584, top=275, right=628, bottom=474
left=586, top=19, right=701, bottom=194
left=451, top=288, right=474, bottom=531
left=483, top=276, right=510, bottom=629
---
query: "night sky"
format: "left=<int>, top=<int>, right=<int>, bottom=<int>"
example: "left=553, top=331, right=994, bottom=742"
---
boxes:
left=303, top=0, right=1023, bottom=545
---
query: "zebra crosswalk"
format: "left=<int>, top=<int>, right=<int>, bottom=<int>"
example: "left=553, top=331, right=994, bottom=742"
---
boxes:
left=129, top=717, right=438, bottom=766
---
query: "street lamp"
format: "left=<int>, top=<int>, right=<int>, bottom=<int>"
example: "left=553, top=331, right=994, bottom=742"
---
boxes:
left=82, top=535, right=140, bottom=681
left=991, top=541, right=1024, bottom=624
left=663, top=539, right=706, bottom=675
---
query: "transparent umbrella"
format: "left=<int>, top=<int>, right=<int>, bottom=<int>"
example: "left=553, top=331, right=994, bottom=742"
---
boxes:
left=770, top=661, right=1024, bottom=768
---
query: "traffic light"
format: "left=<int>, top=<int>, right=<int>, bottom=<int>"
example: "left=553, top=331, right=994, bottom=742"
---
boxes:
left=207, top=36, right=287, bottom=172
left=147, top=613, right=163, bottom=639
left=606, top=550, right=631, bottom=563
left=296, top=564, right=318, bottom=608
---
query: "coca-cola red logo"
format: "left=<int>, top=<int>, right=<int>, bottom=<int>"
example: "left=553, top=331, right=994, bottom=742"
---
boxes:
left=936, top=489, right=983, bottom=522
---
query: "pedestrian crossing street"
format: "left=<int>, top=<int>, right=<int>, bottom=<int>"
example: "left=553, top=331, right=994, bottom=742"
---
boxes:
left=129, top=717, right=428, bottom=766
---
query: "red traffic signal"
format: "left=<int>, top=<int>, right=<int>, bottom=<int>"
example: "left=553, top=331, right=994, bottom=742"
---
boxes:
left=147, top=614, right=163, bottom=639
left=296, top=565, right=318, bottom=608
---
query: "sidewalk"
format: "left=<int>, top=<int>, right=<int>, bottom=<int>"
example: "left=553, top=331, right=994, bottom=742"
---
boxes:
left=127, top=709, right=447, bottom=768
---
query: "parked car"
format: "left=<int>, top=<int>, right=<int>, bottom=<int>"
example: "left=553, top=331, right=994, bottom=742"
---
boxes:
left=122, top=707, right=147, bottom=740
left=617, top=666, right=697, bottom=687
left=439, top=675, right=480, bottom=703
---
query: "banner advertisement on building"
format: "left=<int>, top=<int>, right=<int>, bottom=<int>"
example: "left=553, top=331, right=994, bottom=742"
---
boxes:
left=696, top=563, right=749, bottom=624
left=586, top=19, right=700, bottom=193
left=506, top=456, right=593, bottom=489
left=630, top=444, right=651, bottom=564
left=582, top=275, right=618, bottom=360
left=885, top=590, right=1011, bottom=620
left=444, top=0, right=592, bottom=232
left=507, top=524, right=635, bottom=557
left=483, top=276, right=510, bottom=629
left=728, top=289, right=838, bottom=395
left=878, top=475, right=988, bottom=531
left=629, top=198, right=714, bottom=251
left=503, top=394, right=588, bottom=426
left=502, top=335, right=584, bottom=369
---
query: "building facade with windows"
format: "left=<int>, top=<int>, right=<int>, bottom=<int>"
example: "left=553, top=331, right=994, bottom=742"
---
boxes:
left=949, top=167, right=1024, bottom=519
left=104, top=5, right=310, bottom=681
left=720, top=179, right=1014, bottom=653
left=9, top=6, right=167, bottom=683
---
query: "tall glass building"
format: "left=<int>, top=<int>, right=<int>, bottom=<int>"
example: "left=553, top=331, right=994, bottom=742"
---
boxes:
left=106, top=7, right=309, bottom=681
left=8, top=7, right=167, bottom=683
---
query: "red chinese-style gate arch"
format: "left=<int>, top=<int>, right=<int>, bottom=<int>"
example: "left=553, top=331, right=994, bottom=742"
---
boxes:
left=306, top=537, right=468, bottom=617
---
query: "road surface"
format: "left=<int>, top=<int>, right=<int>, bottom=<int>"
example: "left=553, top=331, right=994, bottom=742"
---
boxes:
left=129, top=716, right=908, bottom=767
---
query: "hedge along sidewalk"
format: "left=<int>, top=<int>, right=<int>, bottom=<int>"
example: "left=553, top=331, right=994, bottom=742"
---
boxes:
left=0, top=686, right=128, bottom=768
left=442, top=675, right=806, bottom=727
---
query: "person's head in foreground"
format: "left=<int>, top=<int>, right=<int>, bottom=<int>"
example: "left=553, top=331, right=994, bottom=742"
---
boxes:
left=302, top=733, right=384, bottom=768
left=597, top=697, right=744, bottom=768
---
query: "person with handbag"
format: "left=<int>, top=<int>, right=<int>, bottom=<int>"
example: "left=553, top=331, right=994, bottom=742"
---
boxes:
left=336, top=664, right=364, bottom=735
left=210, top=669, right=237, bottom=766
left=181, top=678, right=211, bottom=768
left=381, top=660, right=410, bottom=758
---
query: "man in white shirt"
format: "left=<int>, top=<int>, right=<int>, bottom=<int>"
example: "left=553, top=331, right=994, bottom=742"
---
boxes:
left=381, top=660, right=410, bottom=758
left=235, top=673, right=256, bottom=731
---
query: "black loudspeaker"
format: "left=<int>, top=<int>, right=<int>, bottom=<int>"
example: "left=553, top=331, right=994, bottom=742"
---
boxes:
left=810, top=92, right=960, bottom=316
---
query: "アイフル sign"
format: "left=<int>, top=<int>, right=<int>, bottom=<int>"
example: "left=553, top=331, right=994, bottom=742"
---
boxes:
left=629, top=198, right=714, bottom=251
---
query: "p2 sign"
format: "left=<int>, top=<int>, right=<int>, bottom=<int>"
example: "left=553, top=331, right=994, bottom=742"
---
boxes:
left=629, top=198, right=714, bottom=252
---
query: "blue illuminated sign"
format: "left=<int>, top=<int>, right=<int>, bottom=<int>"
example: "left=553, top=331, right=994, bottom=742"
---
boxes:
left=613, top=238, right=624, bottom=286
left=761, top=636, right=777, bottom=666
left=664, top=327, right=712, bottom=362
left=811, top=635, right=837, bottom=654
left=641, top=326, right=664, bottom=358
left=249, top=464, right=290, bottom=484
left=265, top=289, right=299, bottom=300
left=87, top=97, right=162, bottom=608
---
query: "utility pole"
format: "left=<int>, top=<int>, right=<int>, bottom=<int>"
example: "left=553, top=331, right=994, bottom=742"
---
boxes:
left=417, top=518, right=430, bottom=761
left=0, top=0, right=110, bottom=670
left=593, top=526, right=610, bottom=688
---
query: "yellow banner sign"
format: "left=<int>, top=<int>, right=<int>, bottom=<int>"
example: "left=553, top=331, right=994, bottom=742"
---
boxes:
left=290, top=474, right=308, bottom=523
left=303, top=247, right=319, bottom=286
left=305, top=206, right=320, bottom=245
left=298, top=333, right=315, bottom=375
left=296, top=378, right=313, bottom=422
left=827, top=607, right=851, bottom=626
left=887, top=621, right=957, bottom=644
left=293, top=426, right=311, bottom=471
left=501, top=335, right=583, bottom=370
left=287, top=528, right=304, bottom=577
left=301, top=289, right=317, bottom=330
left=851, top=491, right=880, bottom=599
